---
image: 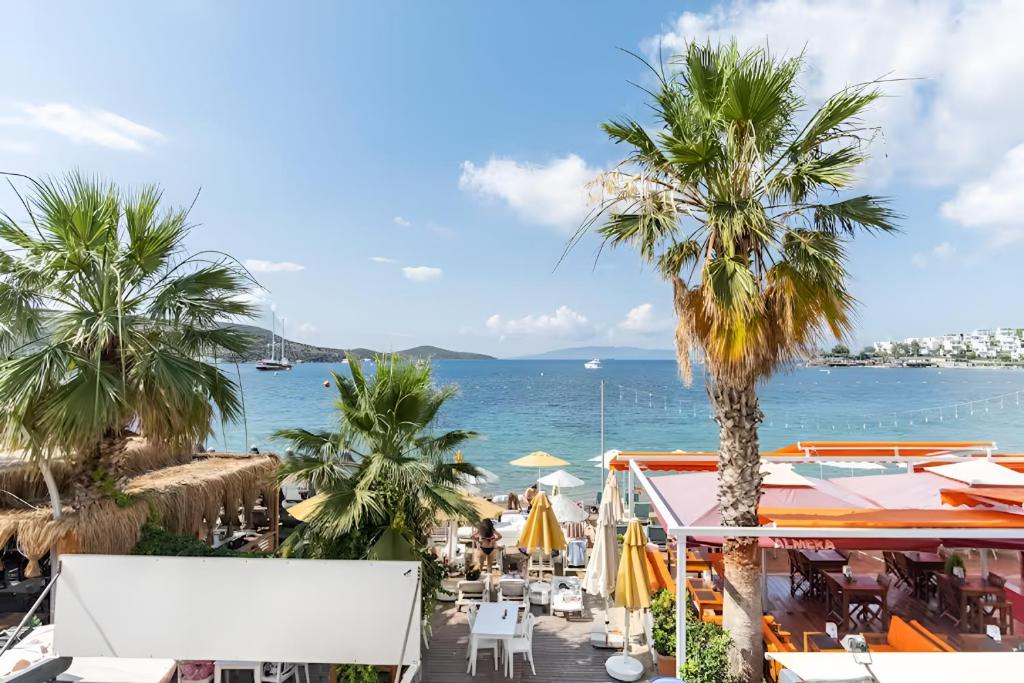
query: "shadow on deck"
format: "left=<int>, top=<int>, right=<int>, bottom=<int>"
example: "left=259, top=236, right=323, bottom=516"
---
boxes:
left=422, top=593, right=654, bottom=682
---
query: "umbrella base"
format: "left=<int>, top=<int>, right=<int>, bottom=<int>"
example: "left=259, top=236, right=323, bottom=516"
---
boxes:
left=605, top=655, right=644, bottom=681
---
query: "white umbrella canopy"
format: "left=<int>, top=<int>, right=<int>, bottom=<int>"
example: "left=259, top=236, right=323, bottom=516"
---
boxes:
left=584, top=474, right=621, bottom=599
left=537, top=469, right=585, bottom=489
left=550, top=493, right=588, bottom=523
left=589, top=450, right=621, bottom=469
left=460, top=466, right=499, bottom=486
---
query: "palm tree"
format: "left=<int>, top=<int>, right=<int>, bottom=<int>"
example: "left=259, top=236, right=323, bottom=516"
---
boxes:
left=275, top=353, right=480, bottom=561
left=0, top=172, right=257, bottom=517
left=573, top=43, right=898, bottom=680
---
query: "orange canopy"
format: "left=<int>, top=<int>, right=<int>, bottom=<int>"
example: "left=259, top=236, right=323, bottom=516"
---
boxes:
left=763, top=507, right=1024, bottom=529
left=941, top=487, right=1024, bottom=508
left=609, top=441, right=1014, bottom=472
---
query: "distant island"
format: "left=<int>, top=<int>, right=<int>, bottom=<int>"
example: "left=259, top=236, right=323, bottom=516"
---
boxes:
left=516, top=345, right=676, bottom=361
left=220, top=325, right=495, bottom=363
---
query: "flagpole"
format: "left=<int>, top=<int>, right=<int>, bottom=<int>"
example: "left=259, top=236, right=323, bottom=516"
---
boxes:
left=600, top=379, right=605, bottom=468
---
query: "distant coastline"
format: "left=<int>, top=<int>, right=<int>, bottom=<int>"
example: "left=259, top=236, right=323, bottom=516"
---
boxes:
left=219, top=324, right=495, bottom=362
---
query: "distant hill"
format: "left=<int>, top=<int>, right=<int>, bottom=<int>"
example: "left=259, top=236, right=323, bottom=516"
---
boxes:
left=219, top=325, right=495, bottom=362
left=516, top=345, right=676, bottom=360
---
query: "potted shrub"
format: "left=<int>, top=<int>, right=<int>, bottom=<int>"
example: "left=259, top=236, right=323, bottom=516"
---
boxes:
left=649, top=589, right=677, bottom=675
left=177, top=661, right=214, bottom=683
left=679, top=616, right=735, bottom=683
left=944, top=551, right=966, bottom=579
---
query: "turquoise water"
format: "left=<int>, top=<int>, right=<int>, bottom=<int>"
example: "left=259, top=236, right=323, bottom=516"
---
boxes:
left=209, top=361, right=1024, bottom=497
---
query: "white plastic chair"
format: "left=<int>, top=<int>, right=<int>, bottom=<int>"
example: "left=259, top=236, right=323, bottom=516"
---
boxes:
left=496, top=578, right=529, bottom=609
left=465, top=605, right=500, bottom=675
left=527, top=551, right=554, bottom=578
left=503, top=612, right=536, bottom=676
left=456, top=577, right=490, bottom=611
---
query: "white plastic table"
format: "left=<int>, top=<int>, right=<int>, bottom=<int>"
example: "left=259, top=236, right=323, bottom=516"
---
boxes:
left=469, top=601, right=519, bottom=676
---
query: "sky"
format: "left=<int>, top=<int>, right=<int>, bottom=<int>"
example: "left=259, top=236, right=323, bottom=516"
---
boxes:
left=1, top=1, right=1021, bottom=357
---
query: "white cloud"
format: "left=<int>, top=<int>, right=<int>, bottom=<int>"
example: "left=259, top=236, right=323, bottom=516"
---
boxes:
left=618, top=303, right=671, bottom=334
left=369, top=256, right=396, bottom=264
left=485, top=305, right=594, bottom=338
left=402, top=265, right=443, bottom=282
left=244, top=259, right=305, bottom=273
left=12, top=103, right=163, bottom=152
left=941, top=143, right=1024, bottom=245
left=650, top=0, right=1024, bottom=186
left=459, top=154, right=601, bottom=232
left=393, top=216, right=412, bottom=227
left=911, top=241, right=957, bottom=268
left=0, top=140, right=34, bottom=154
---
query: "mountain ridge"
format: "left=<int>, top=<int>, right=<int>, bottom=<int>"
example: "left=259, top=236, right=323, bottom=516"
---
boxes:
left=220, top=325, right=495, bottom=362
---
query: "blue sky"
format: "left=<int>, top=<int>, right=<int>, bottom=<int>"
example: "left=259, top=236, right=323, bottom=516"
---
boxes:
left=1, top=1, right=1021, bottom=357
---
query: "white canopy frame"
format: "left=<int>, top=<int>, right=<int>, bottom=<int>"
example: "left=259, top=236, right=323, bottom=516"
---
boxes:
left=627, top=457, right=1024, bottom=670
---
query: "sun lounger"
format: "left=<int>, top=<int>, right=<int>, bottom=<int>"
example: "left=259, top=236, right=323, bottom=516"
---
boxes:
left=456, top=577, right=490, bottom=611
left=550, top=576, right=584, bottom=618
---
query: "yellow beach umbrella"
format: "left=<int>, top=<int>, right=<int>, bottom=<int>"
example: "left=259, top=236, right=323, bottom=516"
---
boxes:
left=607, top=519, right=652, bottom=671
left=288, top=492, right=503, bottom=523
left=509, top=450, right=569, bottom=468
left=518, top=491, right=566, bottom=554
left=615, top=519, right=653, bottom=610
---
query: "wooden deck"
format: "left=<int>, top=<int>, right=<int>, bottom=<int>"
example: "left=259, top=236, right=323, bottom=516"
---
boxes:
left=422, top=592, right=655, bottom=682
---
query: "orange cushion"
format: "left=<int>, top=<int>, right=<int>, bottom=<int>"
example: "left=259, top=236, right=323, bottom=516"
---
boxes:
left=888, top=616, right=943, bottom=652
left=868, top=644, right=898, bottom=652
left=909, top=620, right=955, bottom=652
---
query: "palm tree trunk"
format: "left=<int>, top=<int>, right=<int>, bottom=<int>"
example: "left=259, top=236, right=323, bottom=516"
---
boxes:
left=38, top=460, right=61, bottom=622
left=708, top=379, right=764, bottom=683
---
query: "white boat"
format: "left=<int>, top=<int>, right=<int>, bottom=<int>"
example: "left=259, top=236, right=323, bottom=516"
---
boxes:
left=584, top=358, right=602, bottom=369
left=256, top=313, right=293, bottom=371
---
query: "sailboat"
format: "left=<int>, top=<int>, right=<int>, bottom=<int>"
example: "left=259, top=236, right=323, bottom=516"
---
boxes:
left=255, top=313, right=293, bottom=371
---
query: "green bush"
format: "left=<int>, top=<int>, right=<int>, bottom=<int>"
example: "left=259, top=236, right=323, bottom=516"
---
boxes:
left=131, top=523, right=266, bottom=557
left=679, top=615, right=738, bottom=683
left=650, top=589, right=676, bottom=656
left=335, top=664, right=380, bottom=683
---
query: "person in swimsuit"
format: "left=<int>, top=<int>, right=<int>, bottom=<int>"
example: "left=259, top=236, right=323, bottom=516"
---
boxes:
left=472, top=518, right=502, bottom=576
left=506, top=492, right=521, bottom=512
left=524, top=484, right=538, bottom=511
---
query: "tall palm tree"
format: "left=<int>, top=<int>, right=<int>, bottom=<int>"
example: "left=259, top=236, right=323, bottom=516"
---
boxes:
left=275, top=353, right=480, bottom=561
left=0, top=172, right=257, bottom=516
left=573, top=43, right=897, bottom=680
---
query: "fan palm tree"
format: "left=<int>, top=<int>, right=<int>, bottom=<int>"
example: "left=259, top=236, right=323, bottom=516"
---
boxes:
left=572, top=43, right=898, bottom=680
left=0, top=172, right=257, bottom=517
left=275, top=353, right=480, bottom=561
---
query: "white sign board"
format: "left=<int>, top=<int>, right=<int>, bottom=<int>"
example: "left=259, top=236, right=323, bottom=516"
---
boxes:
left=54, top=555, right=421, bottom=666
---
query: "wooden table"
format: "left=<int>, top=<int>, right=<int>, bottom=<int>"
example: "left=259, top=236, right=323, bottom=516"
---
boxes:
left=949, top=576, right=1008, bottom=633
left=686, top=578, right=724, bottom=618
left=958, top=634, right=1024, bottom=652
left=805, top=632, right=844, bottom=652
left=685, top=550, right=712, bottom=576
left=801, top=550, right=848, bottom=598
left=823, top=572, right=889, bottom=634
left=902, top=552, right=944, bottom=600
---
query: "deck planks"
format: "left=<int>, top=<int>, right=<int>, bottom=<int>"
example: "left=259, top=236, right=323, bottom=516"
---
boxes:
left=422, top=593, right=654, bottom=683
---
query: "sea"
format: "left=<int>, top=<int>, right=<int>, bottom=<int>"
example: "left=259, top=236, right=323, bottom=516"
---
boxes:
left=208, top=361, right=1024, bottom=498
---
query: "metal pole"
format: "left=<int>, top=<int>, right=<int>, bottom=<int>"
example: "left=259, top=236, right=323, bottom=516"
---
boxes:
left=627, top=467, right=634, bottom=519
left=600, top=380, right=605, bottom=467
left=0, top=570, right=60, bottom=659
left=676, top=536, right=686, bottom=667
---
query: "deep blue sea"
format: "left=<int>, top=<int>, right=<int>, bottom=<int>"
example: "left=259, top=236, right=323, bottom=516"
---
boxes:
left=208, top=361, right=1024, bottom=497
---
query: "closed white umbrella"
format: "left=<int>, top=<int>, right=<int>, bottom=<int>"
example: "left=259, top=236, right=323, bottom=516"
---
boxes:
left=551, top=494, right=588, bottom=523
left=603, top=470, right=625, bottom=522
left=585, top=474, right=621, bottom=599
left=537, top=469, right=585, bottom=489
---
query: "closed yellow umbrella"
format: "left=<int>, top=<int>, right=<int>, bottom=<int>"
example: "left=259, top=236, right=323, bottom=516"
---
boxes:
left=518, top=491, right=566, bottom=554
left=607, top=519, right=652, bottom=673
left=509, top=450, right=569, bottom=468
left=615, top=519, right=653, bottom=610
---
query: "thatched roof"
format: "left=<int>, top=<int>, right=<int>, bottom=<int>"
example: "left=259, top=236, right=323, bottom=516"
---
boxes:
left=0, top=453, right=278, bottom=576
